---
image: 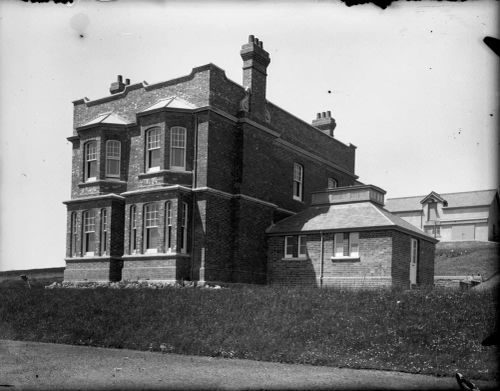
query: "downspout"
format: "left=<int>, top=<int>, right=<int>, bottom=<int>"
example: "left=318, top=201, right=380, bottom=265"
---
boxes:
left=190, top=113, right=198, bottom=281
left=320, top=231, right=324, bottom=288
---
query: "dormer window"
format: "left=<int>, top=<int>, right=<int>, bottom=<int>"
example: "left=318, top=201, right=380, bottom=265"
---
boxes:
left=328, top=177, right=338, bottom=189
left=105, top=140, right=121, bottom=178
left=146, top=128, right=161, bottom=172
left=84, top=141, right=98, bottom=182
left=170, top=127, right=186, bottom=171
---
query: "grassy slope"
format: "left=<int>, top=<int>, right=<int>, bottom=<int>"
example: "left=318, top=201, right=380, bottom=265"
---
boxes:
left=0, top=285, right=497, bottom=381
left=435, top=241, right=499, bottom=278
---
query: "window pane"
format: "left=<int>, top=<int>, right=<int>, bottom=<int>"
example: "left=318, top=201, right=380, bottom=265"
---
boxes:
left=88, top=160, right=97, bottom=179
left=334, top=233, right=344, bottom=257
left=343, top=233, right=350, bottom=256
left=171, top=127, right=186, bottom=147
left=298, top=235, right=307, bottom=256
left=147, top=227, right=159, bottom=249
left=349, top=232, right=359, bottom=256
left=145, top=204, right=160, bottom=227
left=106, top=159, right=120, bottom=176
left=149, top=148, right=160, bottom=169
left=171, top=148, right=185, bottom=168
left=147, top=129, right=161, bottom=149
left=328, top=178, right=338, bottom=189
left=106, top=141, right=120, bottom=157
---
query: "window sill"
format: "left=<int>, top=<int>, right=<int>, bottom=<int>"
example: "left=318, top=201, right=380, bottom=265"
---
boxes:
left=331, top=257, right=361, bottom=263
left=78, top=179, right=127, bottom=188
left=138, top=170, right=192, bottom=179
left=292, top=196, right=304, bottom=203
left=281, top=256, right=308, bottom=261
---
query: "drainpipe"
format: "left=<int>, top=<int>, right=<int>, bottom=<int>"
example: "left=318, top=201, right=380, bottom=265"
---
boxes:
left=320, top=231, right=324, bottom=288
left=190, top=113, right=198, bottom=281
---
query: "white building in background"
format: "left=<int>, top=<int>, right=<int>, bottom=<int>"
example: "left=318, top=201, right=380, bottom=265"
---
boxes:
left=385, top=189, right=500, bottom=242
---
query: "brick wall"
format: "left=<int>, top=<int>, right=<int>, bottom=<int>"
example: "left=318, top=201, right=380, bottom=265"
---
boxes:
left=268, top=230, right=394, bottom=288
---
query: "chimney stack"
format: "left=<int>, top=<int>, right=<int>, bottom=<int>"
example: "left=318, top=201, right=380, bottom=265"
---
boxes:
left=312, top=111, right=337, bottom=137
left=240, top=35, right=271, bottom=119
left=109, top=75, right=126, bottom=94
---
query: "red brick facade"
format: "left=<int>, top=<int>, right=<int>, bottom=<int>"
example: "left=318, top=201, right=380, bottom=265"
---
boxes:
left=64, top=36, right=358, bottom=284
left=268, top=229, right=435, bottom=288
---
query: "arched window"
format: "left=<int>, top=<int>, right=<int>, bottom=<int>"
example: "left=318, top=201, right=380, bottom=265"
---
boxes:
left=145, top=203, right=160, bottom=253
left=130, top=205, right=137, bottom=254
left=100, top=209, right=107, bottom=255
left=180, top=202, right=188, bottom=253
left=84, top=141, right=97, bottom=182
left=328, top=177, right=338, bottom=189
left=105, top=140, right=121, bottom=178
left=170, top=127, right=186, bottom=170
left=146, top=128, right=161, bottom=172
left=82, top=210, right=96, bottom=255
left=293, top=163, right=303, bottom=201
left=70, top=212, right=77, bottom=257
left=165, top=201, right=172, bottom=252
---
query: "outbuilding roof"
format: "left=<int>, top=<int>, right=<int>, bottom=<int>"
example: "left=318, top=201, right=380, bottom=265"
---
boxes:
left=266, top=201, right=437, bottom=242
left=385, top=189, right=498, bottom=212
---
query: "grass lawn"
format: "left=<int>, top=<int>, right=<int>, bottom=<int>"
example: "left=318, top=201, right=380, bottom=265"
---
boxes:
left=435, top=241, right=499, bottom=278
left=0, top=284, right=497, bottom=381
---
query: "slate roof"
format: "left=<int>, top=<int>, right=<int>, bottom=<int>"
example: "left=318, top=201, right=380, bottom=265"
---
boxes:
left=385, top=189, right=498, bottom=212
left=138, top=96, right=197, bottom=113
left=266, top=201, right=437, bottom=242
left=78, top=112, right=131, bottom=128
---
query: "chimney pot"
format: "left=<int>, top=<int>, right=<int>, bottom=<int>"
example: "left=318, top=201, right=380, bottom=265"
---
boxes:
left=249, top=35, right=254, bottom=43
left=327, top=111, right=331, bottom=117
left=317, top=113, right=321, bottom=119
left=125, top=78, right=130, bottom=85
left=117, top=75, right=123, bottom=83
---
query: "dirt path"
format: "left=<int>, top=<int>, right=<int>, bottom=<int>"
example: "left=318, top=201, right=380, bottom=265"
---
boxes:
left=0, top=340, right=496, bottom=390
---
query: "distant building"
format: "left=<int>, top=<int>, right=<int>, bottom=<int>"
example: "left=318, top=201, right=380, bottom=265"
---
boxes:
left=267, top=185, right=437, bottom=288
left=63, top=35, right=359, bottom=284
left=385, top=189, right=500, bottom=242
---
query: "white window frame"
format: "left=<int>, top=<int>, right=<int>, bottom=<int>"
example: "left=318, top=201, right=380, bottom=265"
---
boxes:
left=100, top=208, right=107, bottom=255
left=170, top=127, right=186, bottom=171
left=145, top=203, right=160, bottom=253
left=82, top=210, right=96, bottom=256
left=129, top=205, right=137, bottom=254
left=298, top=235, right=307, bottom=257
left=333, top=232, right=360, bottom=259
left=284, top=236, right=295, bottom=258
left=146, top=128, right=161, bottom=172
left=105, top=140, right=121, bottom=178
left=165, top=201, right=172, bottom=252
left=180, top=202, right=188, bottom=254
left=328, top=177, right=338, bottom=189
left=293, top=163, right=304, bottom=201
left=84, top=141, right=98, bottom=182
left=70, top=212, right=77, bottom=257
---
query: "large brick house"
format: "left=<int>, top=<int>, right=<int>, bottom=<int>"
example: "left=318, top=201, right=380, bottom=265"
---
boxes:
left=63, top=35, right=359, bottom=284
left=385, top=189, right=500, bottom=242
left=267, top=185, right=437, bottom=288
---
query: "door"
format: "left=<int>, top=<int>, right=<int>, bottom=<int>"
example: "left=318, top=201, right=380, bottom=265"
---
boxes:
left=410, top=238, right=418, bottom=285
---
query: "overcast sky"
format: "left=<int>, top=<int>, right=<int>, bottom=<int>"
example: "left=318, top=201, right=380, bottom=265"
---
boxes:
left=0, top=0, right=498, bottom=271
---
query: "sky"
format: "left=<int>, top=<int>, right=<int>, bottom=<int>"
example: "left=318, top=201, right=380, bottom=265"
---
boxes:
left=0, top=0, right=498, bottom=271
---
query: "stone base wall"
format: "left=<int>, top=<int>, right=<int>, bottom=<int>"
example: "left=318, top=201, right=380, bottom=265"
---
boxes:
left=64, top=257, right=123, bottom=282
left=121, top=255, right=191, bottom=281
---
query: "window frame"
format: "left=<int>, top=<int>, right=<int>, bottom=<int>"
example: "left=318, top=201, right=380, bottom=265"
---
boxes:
left=165, top=201, right=172, bottom=252
left=333, top=232, right=360, bottom=259
left=144, top=203, right=160, bottom=253
left=105, top=140, right=121, bottom=178
left=170, top=126, right=187, bottom=171
left=293, top=163, right=304, bottom=201
left=180, top=201, right=188, bottom=254
left=70, top=212, right=77, bottom=257
left=84, top=141, right=98, bottom=182
left=82, top=210, right=96, bottom=256
left=283, top=235, right=307, bottom=259
left=100, top=208, right=107, bottom=255
left=129, top=205, right=137, bottom=254
left=146, top=127, right=161, bottom=172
